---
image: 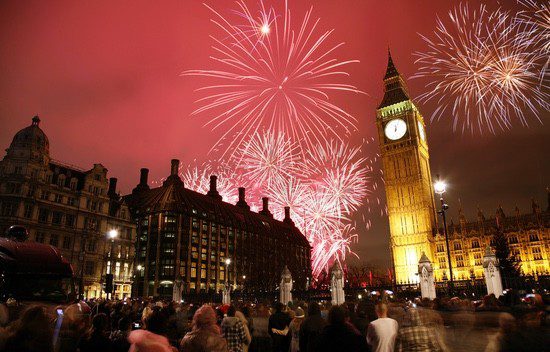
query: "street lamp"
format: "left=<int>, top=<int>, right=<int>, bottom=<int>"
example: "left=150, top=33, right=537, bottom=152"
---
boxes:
left=224, top=258, right=231, bottom=286
left=107, top=229, right=119, bottom=299
left=434, top=176, right=454, bottom=295
left=137, top=265, right=143, bottom=271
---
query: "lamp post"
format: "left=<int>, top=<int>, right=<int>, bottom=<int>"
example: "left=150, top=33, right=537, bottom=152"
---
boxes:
left=434, top=177, right=454, bottom=295
left=224, top=258, right=231, bottom=287
left=107, top=229, right=118, bottom=299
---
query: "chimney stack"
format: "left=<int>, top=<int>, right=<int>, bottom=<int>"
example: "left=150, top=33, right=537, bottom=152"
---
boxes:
left=259, top=197, right=273, bottom=217
left=140, top=168, right=149, bottom=185
left=132, top=168, right=151, bottom=194
left=236, top=187, right=250, bottom=210
left=108, top=177, right=118, bottom=196
left=170, top=159, right=180, bottom=176
left=207, top=175, right=222, bottom=201
left=283, top=206, right=294, bottom=226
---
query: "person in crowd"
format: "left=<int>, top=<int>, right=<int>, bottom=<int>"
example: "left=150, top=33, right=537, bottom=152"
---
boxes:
left=235, top=310, right=251, bottom=352
left=110, top=316, right=132, bottom=352
left=288, top=307, right=305, bottom=352
left=395, top=309, right=447, bottom=352
left=3, top=305, right=54, bottom=352
left=240, top=306, right=254, bottom=336
left=221, top=305, right=249, bottom=352
left=179, top=304, right=227, bottom=352
left=77, top=313, right=114, bottom=352
left=55, top=301, right=92, bottom=352
left=351, top=303, right=370, bottom=337
left=366, top=302, right=398, bottom=352
left=129, top=308, right=176, bottom=352
left=249, top=304, right=272, bottom=352
left=298, top=302, right=326, bottom=352
left=316, top=305, right=368, bottom=352
left=268, top=303, right=291, bottom=352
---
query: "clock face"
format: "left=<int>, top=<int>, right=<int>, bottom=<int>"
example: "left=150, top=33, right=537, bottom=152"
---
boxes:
left=384, top=119, right=407, bottom=140
left=418, top=121, right=426, bottom=141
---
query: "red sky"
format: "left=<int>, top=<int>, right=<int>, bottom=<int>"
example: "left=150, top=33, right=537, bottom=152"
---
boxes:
left=1, top=0, right=548, bottom=265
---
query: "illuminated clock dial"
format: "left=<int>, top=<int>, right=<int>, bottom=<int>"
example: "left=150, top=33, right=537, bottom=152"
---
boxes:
left=384, top=119, right=407, bottom=140
left=417, top=121, right=426, bottom=141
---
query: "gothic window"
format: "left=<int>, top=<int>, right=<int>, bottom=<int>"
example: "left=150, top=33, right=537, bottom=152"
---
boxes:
left=52, top=212, right=63, bottom=226
left=533, top=247, right=542, bottom=260
left=436, top=244, right=445, bottom=252
left=54, top=194, right=63, bottom=203
left=40, top=191, right=50, bottom=200
left=38, top=208, right=49, bottom=223
left=474, top=253, right=482, bottom=266
left=508, top=236, right=518, bottom=244
left=65, top=214, right=75, bottom=227
left=23, top=204, right=33, bottom=218
left=471, top=240, right=480, bottom=248
left=62, top=236, right=71, bottom=249
left=87, top=240, right=97, bottom=253
left=529, top=233, right=539, bottom=242
left=85, top=261, right=95, bottom=275
left=49, top=234, right=59, bottom=247
left=454, top=242, right=462, bottom=251
left=456, top=255, right=464, bottom=267
left=68, top=197, right=76, bottom=206
left=438, top=256, right=446, bottom=269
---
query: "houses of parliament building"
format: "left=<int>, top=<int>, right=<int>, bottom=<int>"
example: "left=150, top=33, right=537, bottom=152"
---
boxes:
left=376, top=52, right=549, bottom=284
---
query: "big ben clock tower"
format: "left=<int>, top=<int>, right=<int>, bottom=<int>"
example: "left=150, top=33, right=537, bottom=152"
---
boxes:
left=376, top=51, right=437, bottom=283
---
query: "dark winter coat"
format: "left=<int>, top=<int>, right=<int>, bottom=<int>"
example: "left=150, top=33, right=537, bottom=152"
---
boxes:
left=316, top=322, right=369, bottom=352
left=299, top=314, right=327, bottom=352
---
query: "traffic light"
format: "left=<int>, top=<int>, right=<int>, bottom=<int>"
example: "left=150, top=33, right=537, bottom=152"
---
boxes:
left=105, top=273, right=113, bottom=294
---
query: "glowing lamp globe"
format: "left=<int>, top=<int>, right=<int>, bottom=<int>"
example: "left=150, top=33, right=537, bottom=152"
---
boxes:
left=108, top=229, right=119, bottom=239
left=434, top=181, right=447, bottom=195
left=225, top=258, right=231, bottom=265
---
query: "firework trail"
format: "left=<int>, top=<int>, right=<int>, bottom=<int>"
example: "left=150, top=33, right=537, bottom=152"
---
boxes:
left=517, top=0, right=550, bottom=77
left=180, top=161, right=242, bottom=204
left=413, top=3, right=549, bottom=134
left=183, top=0, right=363, bottom=157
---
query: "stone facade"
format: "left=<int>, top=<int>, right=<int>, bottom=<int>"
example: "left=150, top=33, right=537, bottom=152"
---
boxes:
left=432, top=203, right=550, bottom=282
left=124, top=160, right=312, bottom=298
left=0, top=116, right=136, bottom=299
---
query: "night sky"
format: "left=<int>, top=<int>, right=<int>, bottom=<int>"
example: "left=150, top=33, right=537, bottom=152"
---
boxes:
left=1, top=0, right=548, bottom=266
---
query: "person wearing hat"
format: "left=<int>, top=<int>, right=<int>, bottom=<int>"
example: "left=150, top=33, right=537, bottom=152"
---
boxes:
left=289, top=307, right=305, bottom=352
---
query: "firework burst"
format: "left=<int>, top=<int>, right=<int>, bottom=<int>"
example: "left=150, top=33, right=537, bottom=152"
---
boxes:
left=235, top=130, right=301, bottom=188
left=413, top=3, right=549, bottom=133
left=183, top=0, right=363, bottom=157
left=305, top=140, right=369, bottom=216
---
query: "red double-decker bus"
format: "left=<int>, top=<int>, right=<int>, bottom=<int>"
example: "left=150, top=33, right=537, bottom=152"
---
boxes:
left=0, top=231, right=76, bottom=304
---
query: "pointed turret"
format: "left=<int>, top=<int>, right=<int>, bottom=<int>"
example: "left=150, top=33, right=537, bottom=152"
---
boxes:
left=378, top=49, right=410, bottom=109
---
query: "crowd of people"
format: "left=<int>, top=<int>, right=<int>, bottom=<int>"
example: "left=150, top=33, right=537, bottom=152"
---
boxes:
left=0, top=294, right=547, bottom=352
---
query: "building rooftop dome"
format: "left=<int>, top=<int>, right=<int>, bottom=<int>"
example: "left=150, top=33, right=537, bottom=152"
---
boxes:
left=8, top=115, right=50, bottom=157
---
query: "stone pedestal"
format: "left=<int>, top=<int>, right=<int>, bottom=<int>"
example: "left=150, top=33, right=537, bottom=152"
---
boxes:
left=483, top=246, right=503, bottom=298
left=418, top=252, right=436, bottom=300
left=280, top=266, right=293, bottom=305
left=331, top=261, right=345, bottom=305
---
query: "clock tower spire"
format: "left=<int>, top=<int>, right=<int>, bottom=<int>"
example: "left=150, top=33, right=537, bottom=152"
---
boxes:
left=376, top=51, right=437, bottom=284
